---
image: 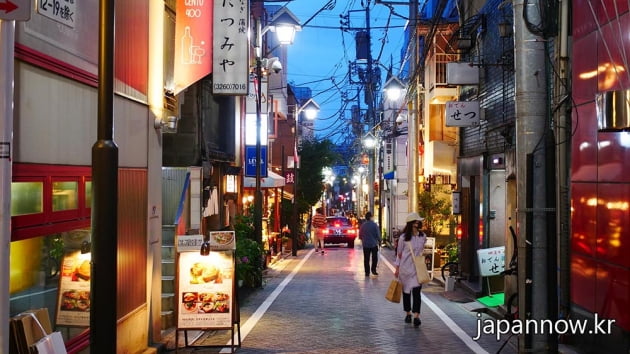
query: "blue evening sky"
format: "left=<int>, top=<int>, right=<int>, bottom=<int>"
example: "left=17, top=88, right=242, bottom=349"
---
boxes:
left=283, top=0, right=409, bottom=143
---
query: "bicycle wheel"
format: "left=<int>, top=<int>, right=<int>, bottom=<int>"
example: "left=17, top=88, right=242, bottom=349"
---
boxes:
left=440, top=261, right=459, bottom=281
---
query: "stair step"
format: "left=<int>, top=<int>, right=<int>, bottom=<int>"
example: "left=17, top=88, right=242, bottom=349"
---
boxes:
left=160, top=310, right=174, bottom=330
left=161, top=245, right=176, bottom=260
left=162, top=260, right=175, bottom=276
left=162, top=225, right=176, bottom=245
left=162, top=293, right=175, bottom=311
left=162, top=276, right=175, bottom=293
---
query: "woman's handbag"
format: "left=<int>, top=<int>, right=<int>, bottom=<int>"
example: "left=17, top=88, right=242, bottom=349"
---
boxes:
left=385, top=279, right=402, bottom=303
left=406, top=241, right=431, bottom=284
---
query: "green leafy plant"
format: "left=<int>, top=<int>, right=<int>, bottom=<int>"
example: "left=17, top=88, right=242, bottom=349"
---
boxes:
left=233, top=209, right=255, bottom=241
left=417, top=189, right=453, bottom=238
left=444, top=241, right=459, bottom=263
left=235, top=238, right=263, bottom=288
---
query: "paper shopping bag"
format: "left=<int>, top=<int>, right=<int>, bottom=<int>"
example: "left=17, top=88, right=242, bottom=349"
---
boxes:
left=31, top=331, right=67, bottom=354
left=385, top=279, right=402, bottom=303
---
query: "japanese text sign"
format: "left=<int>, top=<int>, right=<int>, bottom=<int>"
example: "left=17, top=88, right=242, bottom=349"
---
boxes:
left=445, top=101, right=480, bottom=127
left=212, top=0, right=249, bottom=95
left=476, top=246, right=505, bottom=277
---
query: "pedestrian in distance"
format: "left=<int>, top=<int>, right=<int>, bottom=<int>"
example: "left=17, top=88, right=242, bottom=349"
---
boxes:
left=359, top=211, right=381, bottom=277
left=311, top=207, right=327, bottom=254
left=394, top=212, right=428, bottom=327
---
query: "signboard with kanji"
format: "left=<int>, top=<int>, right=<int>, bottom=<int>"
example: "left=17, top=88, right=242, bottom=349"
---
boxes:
left=212, top=0, right=249, bottom=95
left=476, top=246, right=505, bottom=277
left=445, top=101, right=480, bottom=127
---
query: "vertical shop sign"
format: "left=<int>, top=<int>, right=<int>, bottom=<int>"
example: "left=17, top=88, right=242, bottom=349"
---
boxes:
left=212, top=0, right=249, bottom=95
left=174, top=0, right=213, bottom=95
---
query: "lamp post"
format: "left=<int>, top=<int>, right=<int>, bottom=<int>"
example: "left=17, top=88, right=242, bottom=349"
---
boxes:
left=291, top=98, right=319, bottom=256
left=252, top=8, right=301, bottom=245
left=382, top=75, right=406, bottom=237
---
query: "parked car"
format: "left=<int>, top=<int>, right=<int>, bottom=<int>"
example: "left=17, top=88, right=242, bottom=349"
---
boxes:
left=322, top=216, right=357, bottom=248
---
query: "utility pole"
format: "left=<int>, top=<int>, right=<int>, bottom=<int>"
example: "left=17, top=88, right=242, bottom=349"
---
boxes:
left=407, top=0, right=419, bottom=214
left=513, top=0, right=552, bottom=351
left=365, top=1, right=376, bottom=217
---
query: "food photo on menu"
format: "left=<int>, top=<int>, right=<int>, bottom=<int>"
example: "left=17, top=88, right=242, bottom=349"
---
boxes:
left=181, top=291, right=230, bottom=314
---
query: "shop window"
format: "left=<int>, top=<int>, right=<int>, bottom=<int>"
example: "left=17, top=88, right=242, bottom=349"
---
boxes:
left=85, top=180, right=92, bottom=208
left=12, top=164, right=91, bottom=241
left=11, top=181, right=43, bottom=216
left=52, top=181, right=78, bottom=211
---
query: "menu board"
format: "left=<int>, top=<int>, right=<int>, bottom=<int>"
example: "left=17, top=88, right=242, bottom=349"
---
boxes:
left=55, top=251, right=92, bottom=327
left=177, top=251, right=234, bottom=329
left=476, top=246, right=506, bottom=277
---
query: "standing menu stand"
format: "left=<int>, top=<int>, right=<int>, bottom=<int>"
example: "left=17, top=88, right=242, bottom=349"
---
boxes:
left=174, top=232, right=241, bottom=353
left=476, top=246, right=506, bottom=297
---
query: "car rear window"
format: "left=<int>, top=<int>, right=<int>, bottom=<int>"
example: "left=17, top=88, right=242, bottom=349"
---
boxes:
left=327, top=218, right=351, bottom=227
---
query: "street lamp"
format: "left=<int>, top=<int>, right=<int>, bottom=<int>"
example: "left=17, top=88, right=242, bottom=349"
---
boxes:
left=382, top=75, right=407, bottom=244
left=291, top=98, right=320, bottom=256
left=253, top=8, right=301, bottom=246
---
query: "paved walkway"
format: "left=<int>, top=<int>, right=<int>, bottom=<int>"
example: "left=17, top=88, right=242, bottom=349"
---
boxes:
left=160, top=243, right=518, bottom=353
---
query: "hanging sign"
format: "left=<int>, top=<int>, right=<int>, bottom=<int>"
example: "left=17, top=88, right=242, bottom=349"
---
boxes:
left=212, top=0, right=249, bottom=95
left=445, top=101, right=480, bottom=127
left=173, top=0, right=213, bottom=95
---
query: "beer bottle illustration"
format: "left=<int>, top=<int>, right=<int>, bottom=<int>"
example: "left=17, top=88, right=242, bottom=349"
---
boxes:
left=181, top=26, right=193, bottom=64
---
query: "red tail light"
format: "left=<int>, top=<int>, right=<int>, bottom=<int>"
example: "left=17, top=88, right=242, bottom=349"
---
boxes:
left=322, top=229, right=330, bottom=235
left=456, top=224, right=463, bottom=239
left=348, top=229, right=357, bottom=235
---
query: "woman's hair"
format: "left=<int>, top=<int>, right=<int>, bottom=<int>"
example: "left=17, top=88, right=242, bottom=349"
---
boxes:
left=401, top=220, right=423, bottom=241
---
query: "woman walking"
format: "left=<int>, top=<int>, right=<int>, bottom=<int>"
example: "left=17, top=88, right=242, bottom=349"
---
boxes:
left=394, top=212, right=427, bottom=327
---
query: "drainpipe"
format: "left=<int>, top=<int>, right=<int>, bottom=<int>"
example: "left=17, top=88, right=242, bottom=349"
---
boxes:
left=555, top=0, right=571, bottom=327
left=0, top=19, right=15, bottom=354
left=513, top=0, right=549, bottom=351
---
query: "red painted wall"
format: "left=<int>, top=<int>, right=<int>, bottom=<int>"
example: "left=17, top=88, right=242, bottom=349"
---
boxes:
left=571, top=1, right=630, bottom=332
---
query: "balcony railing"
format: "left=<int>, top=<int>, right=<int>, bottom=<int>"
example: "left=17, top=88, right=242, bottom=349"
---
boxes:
left=426, top=52, right=459, bottom=89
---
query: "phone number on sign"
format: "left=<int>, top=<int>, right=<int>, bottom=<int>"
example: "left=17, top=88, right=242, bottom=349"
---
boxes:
left=214, top=83, right=247, bottom=91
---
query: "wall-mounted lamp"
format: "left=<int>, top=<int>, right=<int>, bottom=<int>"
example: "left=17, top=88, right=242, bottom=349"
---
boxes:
left=155, top=115, right=179, bottom=133
left=81, top=240, right=92, bottom=254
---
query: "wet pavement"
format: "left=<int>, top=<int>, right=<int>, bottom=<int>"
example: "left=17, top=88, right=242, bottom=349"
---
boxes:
left=159, top=242, right=519, bottom=353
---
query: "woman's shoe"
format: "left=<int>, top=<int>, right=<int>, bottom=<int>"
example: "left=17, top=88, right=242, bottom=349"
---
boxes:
left=413, top=318, right=421, bottom=327
left=404, top=314, right=412, bottom=323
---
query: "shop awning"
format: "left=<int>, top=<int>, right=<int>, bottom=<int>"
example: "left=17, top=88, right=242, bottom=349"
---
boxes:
left=244, top=170, right=285, bottom=188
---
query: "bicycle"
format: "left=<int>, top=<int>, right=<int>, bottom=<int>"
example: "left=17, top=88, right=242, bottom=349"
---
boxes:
left=440, top=260, right=460, bottom=281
